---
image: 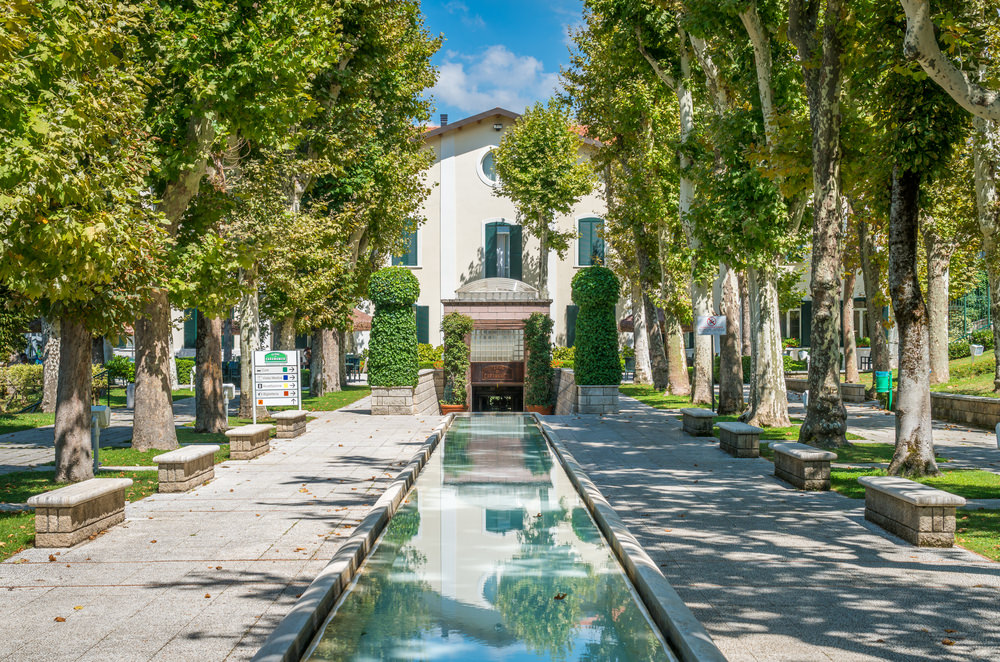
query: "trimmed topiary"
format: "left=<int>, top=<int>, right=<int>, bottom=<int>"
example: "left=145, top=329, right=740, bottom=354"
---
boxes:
left=524, top=312, right=554, bottom=406
left=442, top=312, right=474, bottom=405
left=571, top=266, right=621, bottom=386
left=368, top=267, right=420, bottom=387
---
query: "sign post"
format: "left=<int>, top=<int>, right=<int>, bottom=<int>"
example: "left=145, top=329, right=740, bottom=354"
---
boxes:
left=251, top=350, right=301, bottom=424
left=696, top=316, right=727, bottom=412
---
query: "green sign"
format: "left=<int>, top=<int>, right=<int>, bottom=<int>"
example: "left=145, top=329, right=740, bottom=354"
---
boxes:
left=264, top=351, right=288, bottom=364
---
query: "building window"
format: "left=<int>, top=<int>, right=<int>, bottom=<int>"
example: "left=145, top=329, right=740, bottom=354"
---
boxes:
left=566, top=305, right=579, bottom=347
left=485, top=221, right=522, bottom=280
left=577, top=217, right=605, bottom=266
left=183, top=309, right=198, bottom=349
left=471, top=329, right=524, bottom=362
left=478, top=148, right=499, bottom=186
left=414, top=305, right=429, bottom=344
left=392, top=230, right=419, bottom=267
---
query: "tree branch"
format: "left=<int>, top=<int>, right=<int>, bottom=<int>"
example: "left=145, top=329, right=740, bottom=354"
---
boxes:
left=635, top=26, right=676, bottom=91
left=739, top=3, right=779, bottom=146
left=688, top=34, right=729, bottom=114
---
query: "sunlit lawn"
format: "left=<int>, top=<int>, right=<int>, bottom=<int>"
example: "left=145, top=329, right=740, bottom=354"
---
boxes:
left=830, top=467, right=1000, bottom=500
left=105, top=388, right=195, bottom=408
left=955, top=511, right=1000, bottom=561
left=759, top=441, right=946, bottom=464
left=0, top=412, right=55, bottom=436
left=619, top=384, right=710, bottom=410
left=99, top=443, right=229, bottom=467
left=857, top=355, right=998, bottom=399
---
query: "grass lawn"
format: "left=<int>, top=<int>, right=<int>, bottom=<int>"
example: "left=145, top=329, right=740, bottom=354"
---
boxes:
left=99, top=443, right=229, bottom=467
left=955, top=511, right=1000, bottom=561
left=0, top=412, right=55, bottom=436
left=292, top=385, right=371, bottom=412
left=105, top=387, right=195, bottom=408
left=759, top=441, right=947, bottom=464
left=0, top=469, right=158, bottom=562
left=619, top=384, right=710, bottom=410
left=858, top=355, right=998, bottom=399
left=830, top=467, right=1000, bottom=500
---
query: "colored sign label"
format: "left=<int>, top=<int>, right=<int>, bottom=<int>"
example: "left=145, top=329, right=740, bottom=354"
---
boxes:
left=253, top=350, right=300, bottom=407
left=696, top=315, right=727, bottom=336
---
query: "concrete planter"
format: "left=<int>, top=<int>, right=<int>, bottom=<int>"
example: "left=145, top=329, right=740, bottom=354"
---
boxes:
left=371, top=386, right=416, bottom=415
left=575, top=385, right=619, bottom=415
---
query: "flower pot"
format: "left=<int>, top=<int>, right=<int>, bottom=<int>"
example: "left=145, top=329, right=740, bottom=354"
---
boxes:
left=525, top=404, right=554, bottom=416
left=440, top=403, right=467, bottom=414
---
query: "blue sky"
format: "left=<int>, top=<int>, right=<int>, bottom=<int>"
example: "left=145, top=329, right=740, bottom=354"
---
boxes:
left=422, top=0, right=585, bottom=123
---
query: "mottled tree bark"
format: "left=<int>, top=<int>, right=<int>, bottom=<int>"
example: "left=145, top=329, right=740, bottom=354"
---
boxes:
left=237, top=271, right=268, bottom=420
left=973, top=117, right=1000, bottom=392
left=665, top=315, right=690, bottom=396
left=133, top=290, right=178, bottom=451
left=310, top=328, right=341, bottom=396
left=41, top=318, right=60, bottom=413
left=339, top=329, right=348, bottom=387
left=54, top=317, right=94, bottom=483
left=690, top=279, right=713, bottom=405
left=923, top=226, right=954, bottom=384
left=843, top=271, right=859, bottom=383
left=739, top=272, right=752, bottom=355
left=195, top=315, right=226, bottom=433
left=631, top=281, right=652, bottom=385
left=633, top=224, right=669, bottom=389
left=718, top=266, right=744, bottom=415
left=745, top=265, right=791, bottom=428
left=858, top=215, right=893, bottom=398
left=888, top=167, right=939, bottom=477
left=275, top=318, right=296, bottom=351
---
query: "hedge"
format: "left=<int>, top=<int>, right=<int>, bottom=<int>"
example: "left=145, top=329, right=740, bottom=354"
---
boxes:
left=105, top=355, right=135, bottom=384
left=367, top=267, right=420, bottom=387
left=949, top=330, right=996, bottom=361
left=0, top=364, right=43, bottom=412
left=176, top=358, right=195, bottom=384
left=442, top=312, right=473, bottom=405
left=571, top=267, right=621, bottom=385
left=524, top=313, right=554, bottom=406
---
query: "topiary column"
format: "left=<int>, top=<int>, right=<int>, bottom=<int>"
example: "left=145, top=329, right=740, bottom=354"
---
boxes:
left=524, top=312, right=554, bottom=412
left=442, top=312, right=473, bottom=408
left=571, top=266, right=621, bottom=414
left=368, top=267, right=420, bottom=414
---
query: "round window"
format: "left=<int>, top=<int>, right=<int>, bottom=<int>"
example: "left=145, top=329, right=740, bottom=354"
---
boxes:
left=479, top=149, right=498, bottom=185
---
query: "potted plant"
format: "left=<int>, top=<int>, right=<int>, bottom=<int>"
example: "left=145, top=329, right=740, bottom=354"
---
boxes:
left=524, top=312, right=554, bottom=415
left=440, top=312, right=473, bottom=413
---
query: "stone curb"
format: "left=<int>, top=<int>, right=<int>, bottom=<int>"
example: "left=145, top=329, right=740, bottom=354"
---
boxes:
left=251, top=414, right=454, bottom=662
left=535, top=416, right=727, bottom=662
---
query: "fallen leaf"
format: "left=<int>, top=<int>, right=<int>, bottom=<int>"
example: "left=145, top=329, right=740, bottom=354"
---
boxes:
left=216, top=566, right=222, bottom=570
left=945, top=629, right=957, bottom=633
left=73, top=606, right=83, bottom=611
left=205, top=593, right=211, bottom=599
left=942, top=639, right=955, bottom=646
left=150, top=540, right=157, bottom=544
left=553, top=593, right=567, bottom=600
left=54, top=617, right=65, bottom=623
left=48, top=555, right=56, bottom=562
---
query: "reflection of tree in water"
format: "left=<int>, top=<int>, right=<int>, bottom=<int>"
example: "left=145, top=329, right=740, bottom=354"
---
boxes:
left=308, top=491, right=431, bottom=661
left=578, top=574, right=669, bottom=661
left=442, top=430, right=473, bottom=477
left=522, top=437, right=553, bottom=475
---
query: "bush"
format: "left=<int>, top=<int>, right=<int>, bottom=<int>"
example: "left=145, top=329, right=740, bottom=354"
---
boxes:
left=0, top=364, right=43, bottom=412
left=552, top=345, right=575, bottom=363
left=368, top=267, right=420, bottom=387
left=571, top=267, right=622, bottom=385
left=104, top=355, right=135, bottom=384
left=971, top=329, right=996, bottom=350
left=782, top=337, right=799, bottom=349
left=524, top=313, right=554, bottom=406
left=856, top=337, right=871, bottom=348
left=949, top=341, right=972, bottom=360
left=176, top=358, right=195, bottom=384
left=301, top=368, right=310, bottom=387
left=442, top=312, right=473, bottom=405
left=418, top=343, right=444, bottom=364
left=783, top=355, right=807, bottom=372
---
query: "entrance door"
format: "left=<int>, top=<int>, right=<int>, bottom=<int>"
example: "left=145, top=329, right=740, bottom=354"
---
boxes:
left=473, top=385, right=524, bottom=412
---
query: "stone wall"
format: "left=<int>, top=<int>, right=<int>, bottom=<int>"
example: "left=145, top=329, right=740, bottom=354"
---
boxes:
left=577, top=385, right=620, bottom=415
left=928, top=392, right=1000, bottom=430
left=414, top=369, right=444, bottom=416
left=552, top=368, right=576, bottom=415
left=370, top=386, right=415, bottom=415
left=785, top=378, right=867, bottom=403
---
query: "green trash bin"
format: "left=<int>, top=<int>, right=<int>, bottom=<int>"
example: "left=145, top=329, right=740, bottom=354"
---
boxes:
left=874, top=371, right=891, bottom=393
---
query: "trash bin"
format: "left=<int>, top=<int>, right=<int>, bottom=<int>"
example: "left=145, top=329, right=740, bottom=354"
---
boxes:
left=874, top=371, right=891, bottom=393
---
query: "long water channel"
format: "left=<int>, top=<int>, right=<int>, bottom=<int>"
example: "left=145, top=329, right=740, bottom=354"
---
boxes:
left=305, top=414, right=674, bottom=661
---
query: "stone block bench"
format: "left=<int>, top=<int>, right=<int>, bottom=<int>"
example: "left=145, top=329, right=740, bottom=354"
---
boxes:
left=772, top=442, right=837, bottom=490
left=226, top=424, right=274, bottom=460
left=272, top=410, right=308, bottom=438
left=859, top=476, right=966, bottom=547
left=681, top=408, right=715, bottom=436
left=718, top=422, right=763, bottom=458
left=27, top=478, right=132, bottom=547
left=154, top=445, right=219, bottom=492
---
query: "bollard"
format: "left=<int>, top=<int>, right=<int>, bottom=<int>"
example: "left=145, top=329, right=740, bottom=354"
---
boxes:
left=802, top=390, right=809, bottom=408
left=90, top=405, right=111, bottom=473
left=126, top=383, right=135, bottom=409
left=996, top=423, right=999, bottom=451
left=223, top=383, right=235, bottom=418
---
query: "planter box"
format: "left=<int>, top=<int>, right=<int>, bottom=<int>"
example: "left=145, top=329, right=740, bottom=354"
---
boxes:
left=576, top=385, right=619, bottom=415
left=28, top=478, right=132, bottom=547
left=371, top=386, right=416, bottom=415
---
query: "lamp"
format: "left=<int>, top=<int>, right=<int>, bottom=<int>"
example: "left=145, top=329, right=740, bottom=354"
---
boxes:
left=493, top=122, right=503, bottom=131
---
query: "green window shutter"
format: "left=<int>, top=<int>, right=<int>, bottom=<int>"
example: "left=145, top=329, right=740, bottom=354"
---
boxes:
left=485, top=223, right=498, bottom=278
left=566, top=305, right=579, bottom=347
left=415, top=305, right=429, bottom=344
left=800, top=300, right=812, bottom=347
left=578, top=220, right=592, bottom=266
left=295, top=334, right=309, bottom=350
left=510, top=225, right=522, bottom=281
left=183, top=309, right=198, bottom=349
left=593, top=221, right=605, bottom=264
left=392, top=230, right=418, bottom=266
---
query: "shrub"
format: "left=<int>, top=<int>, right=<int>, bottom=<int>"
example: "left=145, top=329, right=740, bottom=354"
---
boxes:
left=368, top=267, right=420, bottom=387
left=949, top=341, right=972, bottom=360
left=571, top=267, right=622, bottom=385
left=418, top=343, right=444, bottom=365
left=442, top=312, right=473, bottom=405
left=783, top=356, right=807, bottom=372
left=620, top=345, right=635, bottom=360
left=552, top=345, right=575, bottom=363
left=856, top=336, right=871, bottom=348
left=176, top=358, right=195, bottom=384
left=524, top=313, right=554, bottom=406
left=104, top=355, right=135, bottom=384
left=782, top=337, right=799, bottom=349
left=971, top=329, right=996, bottom=350
left=0, top=364, right=43, bottom=412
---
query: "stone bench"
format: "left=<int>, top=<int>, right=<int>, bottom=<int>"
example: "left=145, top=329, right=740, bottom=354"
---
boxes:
left=271, top=410, right=308, bottom=439
left=717, top=422, right=763, bottom=458
left=226, top=424, right=273, bottom=460
left=27, top=478, right=132, bottom=547
left=681, top=408, right=715, bottom=436
left=859, top=476, right=966, bottom=547
left=154, top=445, right=219, bottom=492
left=772, top=442, right=837, bottom=490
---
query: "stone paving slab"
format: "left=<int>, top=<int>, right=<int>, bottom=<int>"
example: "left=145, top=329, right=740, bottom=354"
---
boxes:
left=0, top=398, right=439, bottom=661
left=545, top=397, right=1000, bottom=662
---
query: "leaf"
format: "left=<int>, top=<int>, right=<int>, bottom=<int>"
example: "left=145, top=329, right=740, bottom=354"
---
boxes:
left=54, top=617, right=65, bottom=623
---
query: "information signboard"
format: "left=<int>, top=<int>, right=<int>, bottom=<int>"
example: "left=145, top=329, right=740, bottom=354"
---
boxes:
left=252, top=350, right=300, bottom=408
left=696, top=315, right=727, bottom=336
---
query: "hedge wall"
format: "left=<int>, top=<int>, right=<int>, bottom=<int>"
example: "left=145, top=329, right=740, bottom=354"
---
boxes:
left=524, top=312, right=553, bottom=406
left=571, top=267, right=621, bottom=385
left=442, top=312, right=473, bottom=405
left=368, top=267, right=420, bottom=387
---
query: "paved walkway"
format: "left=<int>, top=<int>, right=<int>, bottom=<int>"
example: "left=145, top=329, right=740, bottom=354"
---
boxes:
left=0, top=397, right=437, bottom=662
left=546, top=397, right=1000, bottom=662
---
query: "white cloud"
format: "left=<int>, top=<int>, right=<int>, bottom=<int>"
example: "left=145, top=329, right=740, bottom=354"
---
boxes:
left=430, top=45, right=560, bottom=115
left=443, top=1, right=485, bottom=30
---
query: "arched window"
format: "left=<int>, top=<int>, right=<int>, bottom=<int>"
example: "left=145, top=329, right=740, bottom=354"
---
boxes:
left=577, top=217, right=605, bottom=266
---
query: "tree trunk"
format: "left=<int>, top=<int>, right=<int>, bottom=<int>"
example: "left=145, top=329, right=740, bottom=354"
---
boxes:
left=238, top=271, right=268, bottom=420
left=275, top=317, right=296, bottom=351
left=167, top=327, right=180, bottom=390
left=633, top=224, right=669, bottom=389
left=718, top=266, right=744, bottom=415
left=310, top=328, right=341, bottom=396
left=924, top=227, right=954, bottom=384
left=41, top=317, right=60, bottom=413
left=745, top=265, right=791, bottom=428
left=690, top=278, right=713, bottom=404
left=339, top=329, right=348, bottom=387
left=133, top=290, right=178, bottom=451
left=887, top=167, right=939, bottom=477
left=843, top=271, right=859, bottom=383
left=194, top=315, right=226, bottom=433
left=54, top=316, right=94, bottom=483
left=631, top=281, right=652, bottom=385
left=665, top=315, right=691, bottom=396
left=858, top=214, right=893, bottom=396
left=538, top=225, right=550, bottom=299
left=973, top=117, right=1000, bottom=392
left=739, top=272, right=752, bottom=355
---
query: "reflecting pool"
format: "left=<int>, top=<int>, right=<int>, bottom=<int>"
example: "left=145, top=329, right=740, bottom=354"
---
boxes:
left=305, top=415, right=673, bottom=661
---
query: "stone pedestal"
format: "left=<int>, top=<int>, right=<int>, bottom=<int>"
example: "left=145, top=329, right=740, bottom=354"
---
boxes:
left=576, top=385, right=619, bottom=415
left=681, top=408, right=715, bottom=436
left=772, top=442, right=836, bottom=490
left=859, top=476, right=965, bottom=547
left=717, top=422, right=762, bottom=458
left=27, top=478, right=133, bottom=547
left=154, top=445, right=219, bottom=492
left=272, top=410, right=308, bottom=438
left=226, top=424, right=273, bottom=460
left=371, top=386, right=416, bottom=415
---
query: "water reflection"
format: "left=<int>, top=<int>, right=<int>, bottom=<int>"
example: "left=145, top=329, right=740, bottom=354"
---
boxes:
left=306, top=415, right=670, bottom=661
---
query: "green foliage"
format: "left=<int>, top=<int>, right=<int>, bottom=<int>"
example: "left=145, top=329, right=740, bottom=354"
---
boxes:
left=368, top=268, right=419, bottom=387
left=552, top=345, right=575, bottom=363
left=175, top=358, right=195, bottom=384
left=524, top=313, right=554, bottom=406
left=104, top=356, right=135, bottom=384
left=950, top=331, right=996, bottom=360
left=0, top=364, right=43, bottom=412
left=857, top=337, right=871, bottom=348
left=782, top=337, right=800, bottom=349
left=417, top=343, right=443, bottom=364
left=0, top=288, right=34, bottom=361
left=571, top=267, right=621, bottom=385
left=971, top=329, right=996, bottom=350
left=441, top=312, right=473, bottom=405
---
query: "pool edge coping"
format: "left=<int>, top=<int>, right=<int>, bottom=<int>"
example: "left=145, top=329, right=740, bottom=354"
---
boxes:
left=251, top=414, right=455, bottom=662
left=534, top=415, right=728, bottom=662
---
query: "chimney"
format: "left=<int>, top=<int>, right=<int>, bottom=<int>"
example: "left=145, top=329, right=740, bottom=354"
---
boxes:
left=440, top=113, right=448, bottom=126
